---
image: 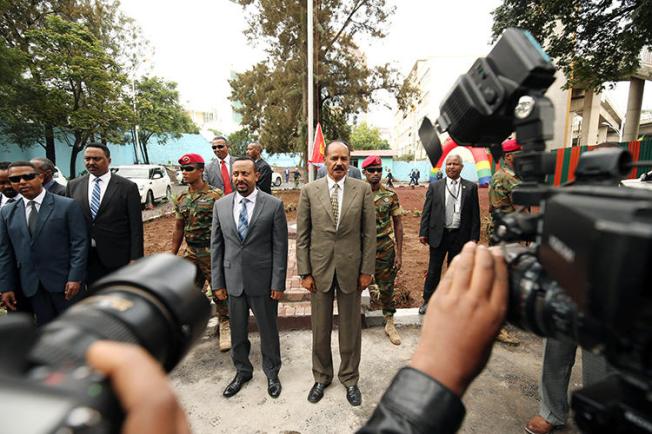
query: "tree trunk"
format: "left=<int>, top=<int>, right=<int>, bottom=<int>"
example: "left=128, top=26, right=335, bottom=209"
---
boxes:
left=69, top=135, right=84, bottom=179
left=141, top=139, right=150, bottom=164
left=45, top=125, right=56, bottom=163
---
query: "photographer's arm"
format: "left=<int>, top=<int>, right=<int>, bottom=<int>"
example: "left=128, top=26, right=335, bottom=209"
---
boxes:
left=359, top=242, right=508, bottom=434
left=87, top=341, right=191, bottom=434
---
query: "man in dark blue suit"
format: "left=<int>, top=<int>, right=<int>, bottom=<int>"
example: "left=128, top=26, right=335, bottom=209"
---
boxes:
left=0, top=161, right=88, bottom=325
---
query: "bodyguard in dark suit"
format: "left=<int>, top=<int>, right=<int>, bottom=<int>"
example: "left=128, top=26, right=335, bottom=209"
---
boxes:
left=418, top=154, right=480, bottom=313
left=211, top=157, right=288, bottom=398
left=66, top=144, right=143, bottom=285
left=32, top=157, right=66, bottom=196
left=246, top=142, right=273, bottom=194
left=0, top=161, right=88, bottom=325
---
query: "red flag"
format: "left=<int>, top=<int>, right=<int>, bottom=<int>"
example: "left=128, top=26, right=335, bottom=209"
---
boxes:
left=309, top=123, right=325, bottom=164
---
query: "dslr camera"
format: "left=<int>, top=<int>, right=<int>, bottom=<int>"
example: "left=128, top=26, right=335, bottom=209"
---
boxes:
left=0, top=254, right=211, bottom=433
left=420, top=28, right=652, bottom=434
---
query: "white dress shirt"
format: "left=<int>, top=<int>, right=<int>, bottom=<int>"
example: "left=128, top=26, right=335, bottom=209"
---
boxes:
left=445, top=177, right=462, bottom=229
left=233, top=188, right=258, bottom=226
left=88, top=171, right=112, bottom=207
left=326, top=175, right=346, bottom=229
left=23, top=188, right=46, bottom=226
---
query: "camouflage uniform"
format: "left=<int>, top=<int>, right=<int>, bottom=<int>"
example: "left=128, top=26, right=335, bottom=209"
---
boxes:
left=488, top=166, right=520, bottom=244
left=370, top=184, right=402, bottom=316
left=174, top=184, right=228, bottom=320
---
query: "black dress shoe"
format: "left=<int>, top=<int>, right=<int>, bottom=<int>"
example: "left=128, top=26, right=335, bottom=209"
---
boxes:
left=223, top=373, right=252, bottom=398
left=307, top=382, right=329, bottom=403
left=267, top=376, right=282, bottom=398
left=418, top=303, right=428, bottom=315
left=346, top=385, right=362, bottom=406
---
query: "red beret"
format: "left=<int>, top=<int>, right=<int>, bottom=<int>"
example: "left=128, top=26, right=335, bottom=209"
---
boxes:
left=178, top=153, right=204, bottom=165
left=361, top=155, right=382, bottom=169
left=501, top=138, right=522, bottom=153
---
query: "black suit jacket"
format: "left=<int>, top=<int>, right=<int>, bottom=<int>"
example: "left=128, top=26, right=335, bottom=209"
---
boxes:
left=255, top=158, right=273, bottom=194
left=47, top=181, right=67, bottom=196
left=419, top=178, right=480, bottom=249
left=66, top=173, right=144, bottom=269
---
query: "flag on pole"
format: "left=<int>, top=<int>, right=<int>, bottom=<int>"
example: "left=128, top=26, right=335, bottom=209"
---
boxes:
left=309, top=122, right=326, bottom=164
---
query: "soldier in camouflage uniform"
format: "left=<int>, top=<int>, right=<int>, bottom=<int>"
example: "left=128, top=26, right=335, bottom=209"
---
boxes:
left=488, top=138, right=522, bottom=345
left=171, top=153, right=231, bottom=351
left=362, top=155, right=403, bottom=345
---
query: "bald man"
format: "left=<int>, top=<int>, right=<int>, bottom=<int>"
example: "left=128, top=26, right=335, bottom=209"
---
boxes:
left=246, top=142, right=273, bottom=194
left=418, top=154, right=480, bottom=314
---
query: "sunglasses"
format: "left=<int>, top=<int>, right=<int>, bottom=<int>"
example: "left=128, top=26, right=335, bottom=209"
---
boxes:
left=365, top=168, right=383, bottom=173
left=212, top=145, right=226, bottom=149
left=180, top=166, right=197, bottom=172
left=9, top=173, right=38, bottom=183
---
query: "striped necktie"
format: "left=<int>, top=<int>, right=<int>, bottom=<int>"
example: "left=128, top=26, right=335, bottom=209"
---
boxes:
left=90, top=178, right=101, bottom=220
left=330, top=183, right=340, bottom=225
left=237, top=198, right=249, bottom=241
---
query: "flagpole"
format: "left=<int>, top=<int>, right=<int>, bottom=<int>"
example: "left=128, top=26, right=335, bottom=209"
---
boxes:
left=307, top=0, right=314, bottom=182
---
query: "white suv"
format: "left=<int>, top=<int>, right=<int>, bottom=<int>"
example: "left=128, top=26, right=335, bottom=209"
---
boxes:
left=112, top=165, right=172, bottom=207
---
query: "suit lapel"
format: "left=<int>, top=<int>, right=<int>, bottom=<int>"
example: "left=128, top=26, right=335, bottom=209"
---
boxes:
left=97, top=175, right=119, bottom=218
left=439, top=180, right=447, bottom=220
left=32, top=192, right=54, bottom=240
left=243, top=192, right=264, bottom=243
left=460, top=178, right=468, bottom=210
left=339, top=178, right=359, bottom=224
left=317, top=178, right=336, bottom=226
left=13, top=200, right=30, bottom=240
left=79, top=175, right=91, bottom=217
left=225, top=194, right=240, bottom=240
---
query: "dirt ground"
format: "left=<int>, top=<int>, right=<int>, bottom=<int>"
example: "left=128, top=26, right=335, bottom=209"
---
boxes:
left=144, top=185, right=492, bottom=308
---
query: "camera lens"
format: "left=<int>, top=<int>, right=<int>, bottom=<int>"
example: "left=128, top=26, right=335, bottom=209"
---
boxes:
left=29, top=254, right=211, bottom=372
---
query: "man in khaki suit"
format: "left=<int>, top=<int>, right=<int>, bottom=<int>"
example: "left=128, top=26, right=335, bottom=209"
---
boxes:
left=296, top=141, right=376, bottom=407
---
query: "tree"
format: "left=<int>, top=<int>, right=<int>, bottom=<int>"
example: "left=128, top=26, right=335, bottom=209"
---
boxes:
left=0, top=0, right=144, bottom=164
left=491, top=0, right=652, bottom=90
left=132, top=76, right=198, bottom=163
left=350, top=121, right=389, bottom=150
left=27, top=15, right=131, bottom=176
left=230, top=0, right=417, bottom=157
left=227, top=128, right=257, bottom=158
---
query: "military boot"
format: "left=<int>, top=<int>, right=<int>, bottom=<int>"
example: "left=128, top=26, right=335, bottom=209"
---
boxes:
left=219, top=319, right=232, bottom=352
left=384, top=315, right=401, bottom=345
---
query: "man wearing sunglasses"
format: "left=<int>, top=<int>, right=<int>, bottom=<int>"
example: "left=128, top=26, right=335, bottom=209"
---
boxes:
left=205, top=136, right=234, bottom=194
left=0, top=161, right=88, bottom=325
left=171, top=153, right=230, bottom=352
left=362, top=155, right=403, bottom=345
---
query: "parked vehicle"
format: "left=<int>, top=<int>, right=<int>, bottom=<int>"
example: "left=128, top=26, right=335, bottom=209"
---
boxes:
left=621, top=170, right=652, bottom=191
left=112, top=165, right=172, bottom=207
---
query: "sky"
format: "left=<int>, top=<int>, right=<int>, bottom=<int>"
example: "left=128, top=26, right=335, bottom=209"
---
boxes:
left=119, top=0, right=651, bottom=133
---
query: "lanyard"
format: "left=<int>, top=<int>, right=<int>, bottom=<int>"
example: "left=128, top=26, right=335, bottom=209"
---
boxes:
left=446, top=181, right=460, bottom=200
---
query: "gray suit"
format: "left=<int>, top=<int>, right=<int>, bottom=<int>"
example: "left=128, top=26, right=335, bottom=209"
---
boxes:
left=205, top=157, right=234, bottom=192
left=211, top=190, right=288, bottom=378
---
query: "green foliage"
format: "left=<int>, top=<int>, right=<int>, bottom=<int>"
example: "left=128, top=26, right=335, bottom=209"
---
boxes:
left=27, top=15, right=131, bottom=176
left=491, top=0, right=652, bottom=90
left=350, top=121, right=389, bottom=150
left=132, top=76, right=198, bottom=162
left=230, top=0, right=418, bottom=154
left=227, top=128, right=257, bottom=158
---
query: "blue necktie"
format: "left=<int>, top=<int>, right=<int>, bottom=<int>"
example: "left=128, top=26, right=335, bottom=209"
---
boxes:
left=237, top=198, right=249, bottom=241
left=90, top=178, right=101, bottom=220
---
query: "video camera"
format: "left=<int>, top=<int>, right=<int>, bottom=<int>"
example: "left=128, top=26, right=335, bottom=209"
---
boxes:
left=419, top=28, right=652, bottom=434
left=0, top=254, right=211, bottom=434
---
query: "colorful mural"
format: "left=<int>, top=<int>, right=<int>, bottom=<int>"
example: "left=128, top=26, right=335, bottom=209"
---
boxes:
left=429, top=138, right=492, bottom=185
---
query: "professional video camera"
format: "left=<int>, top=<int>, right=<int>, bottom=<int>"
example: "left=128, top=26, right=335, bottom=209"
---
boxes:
left=0, top=254, right=211, bottom=434
left=419, top=28, right=652, bottom=434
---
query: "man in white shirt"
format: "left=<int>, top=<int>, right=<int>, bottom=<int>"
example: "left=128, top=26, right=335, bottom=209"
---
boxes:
left=205, top=136, right=234, bottom=194
left=66, top=144, right=143, bottom=286
left=418, top=154, right=480, bottom=314
left=0, top=162, right=21, bottom=208
left=0, top=161, right=88, bottom=325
